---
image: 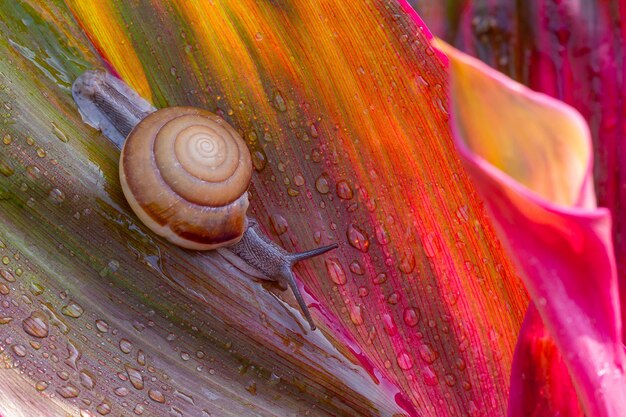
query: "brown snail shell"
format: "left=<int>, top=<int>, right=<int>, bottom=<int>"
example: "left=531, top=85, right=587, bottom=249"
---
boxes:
left=120, top=107, right=252, bottom=250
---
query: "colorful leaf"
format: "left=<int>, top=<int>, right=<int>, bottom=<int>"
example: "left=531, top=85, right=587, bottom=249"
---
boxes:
left=0, top=0, right=532, bottom=415
left=439, top=39, right=626, bottom=416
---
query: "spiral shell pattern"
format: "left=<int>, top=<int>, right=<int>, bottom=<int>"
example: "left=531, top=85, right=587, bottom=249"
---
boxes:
left=120, top=107, right=252, bottom=250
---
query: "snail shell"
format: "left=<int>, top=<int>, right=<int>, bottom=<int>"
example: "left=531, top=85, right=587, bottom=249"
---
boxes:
left=120, top=106, right=253, bottom=250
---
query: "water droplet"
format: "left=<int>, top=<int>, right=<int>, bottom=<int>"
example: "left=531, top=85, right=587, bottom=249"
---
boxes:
left=174, top=390, right=195, bottom=405
left=57, top=383, right=80, bottom=398
left=2, top=134, right=11, bottom=145
left=293, top=174, right=305, bottom=186
left=65, top=340, right=81, bottom=370
left=1, top=269, right=15, bottom=282
left=418, top=344, right=438, bottom=364
left=62, top=300, right=84, bottom=318
left=444, top=373, right=457, bottom=387
left=149, top=389, right=166, bottom=403
left=125, top=365, right=144, bottom=390
left=347, top=224, right=370, bottom=252
left=12, top=344, right=26, bottom=357
left=99, top=260, right=120, bottom=277
left=349, top=260, right=365, bottom=275
left=358, top=286, right=369, bottom=297
left=95, top=319, right=109, bottom=333
left=134, top=404, right=145, bottom=415
left=254, top=32, right=263, bottom=41
left=119, top=339, right=132, bottom=354
left=383, top=313, right=397, bottom=335
left=180, top=351, right=190, bottom=361
left=0, top=283, right=9, bottom=295
left=0, top=316, right=12, bottom=324
left=403, top=307, right=419, bottom=327
left=80, top=369, right=96, bottom=389
left=269, top=214, right=288, bottom=235
left=325, top=258, right=347, bottom=285
left=36, top=147, right=46, bottom=158
left=48, top=188, right=65, bottom=205
left=30, top=283, right=44, bottom=295
left=22, top=311, right=49, bottom=338
left=398, top=251, right=415, bottom=273
left=373, top=272, right=387, bottom=285
left=456, top=205, right=469, bottom=223
left=422, top=365, right=438, bottom=387
left=114, top=386, right=129, bottom=397
left=137, top=350, right=146, bottom=366
left=52, top=122, right=69, bottom=142
left=96, top=402, right=112, bottom=415
left=35, top=380, right=48, bottom=391
left=251, top=150, right=266, bottom=171
left=315, top=174, right=330, bottom=194
left=387, top=292, right=400, bottom=305
left=349, top=305, right=364, bottom=325
left=336, top=180, right=353, bottom=200
left=397, top=352, right=413, bottom=370
left=273, top=92, right=287, bottom=112
left=1, top=257, right=9, bottom=266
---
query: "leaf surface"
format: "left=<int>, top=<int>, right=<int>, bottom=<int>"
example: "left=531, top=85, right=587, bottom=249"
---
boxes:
left=0, top=1, right=530, bottom=415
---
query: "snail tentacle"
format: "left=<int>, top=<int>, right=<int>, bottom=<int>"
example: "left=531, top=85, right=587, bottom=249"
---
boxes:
left=228, top=222, right=337, bottom=330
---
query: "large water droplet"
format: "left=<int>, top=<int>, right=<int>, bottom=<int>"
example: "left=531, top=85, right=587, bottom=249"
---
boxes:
left=273, top=92, right=287, bottom=112
left=125, top=365, right=144, bottom=390
left=95, top=319, right=109, bottom=333
left=149, top=389, right=166, bottom=403
left=325, top=258, right=347, bottom=285
left=315, top=174, right=330, bottom=194
left=347, top=224, right=370, bottom=252
left=349, top=305, right=364, bottom=325
left=418, top=344, right=438, bottom=364
left=336, top=180, right=353, bottom=200
left=61, top=300, right=84, bottom=318
left=269, top=214, right=288, bottom=235
left=403, top=307, right=419, bottom=327
left=35, top=380, right=48, bottom=392
left=22, top=311, right=49, bottom=338
left=80, top=369, right=96, bottom=389
left=396, top=352, right=413, bottom=370
left=57, top=383, right=80, bottom=398
left=119, top=339, right=132, bottom=354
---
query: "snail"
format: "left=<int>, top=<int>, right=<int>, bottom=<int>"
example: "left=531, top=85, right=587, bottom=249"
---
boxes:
left=72, top=70, right=337, bottom=330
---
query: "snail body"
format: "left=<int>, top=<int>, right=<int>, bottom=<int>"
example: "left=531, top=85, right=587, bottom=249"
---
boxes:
left=72, top=71, right=336, bottom=330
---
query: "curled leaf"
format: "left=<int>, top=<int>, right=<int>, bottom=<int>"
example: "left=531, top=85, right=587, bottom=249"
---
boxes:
left=438, top=39, right=626, bottom=416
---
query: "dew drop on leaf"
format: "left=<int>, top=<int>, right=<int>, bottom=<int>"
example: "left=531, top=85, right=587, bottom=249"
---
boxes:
left=315, top=174, right=330, bottom=194
left=403, top=307, right=419, bottom=327
left=347, top=224, right=370, bottom=252
left=22, top=310, right=49, bottom=338
left=349, top=305, right=364, bottom=325
left=325, top=258, right=347, bottom=285
left=125, top=365, right=144, bottom=390
left=35, top=380, right=48, bottom=391
left=119, top=339, right=133, bottom=354
left=418, top=344, right=438, bottom=364
left=95, top=319, right=109, bottom=333
left=269, top=214, right=288, bottom=235
left=57, top=383, right=80, bottom=398
left=336, top=180, right=353, bottom=200
left=61, top=300, right=84, bottom=318
left=149, top=388, right=166, bottom=403
left=396, top=351, right=413, bottom=370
